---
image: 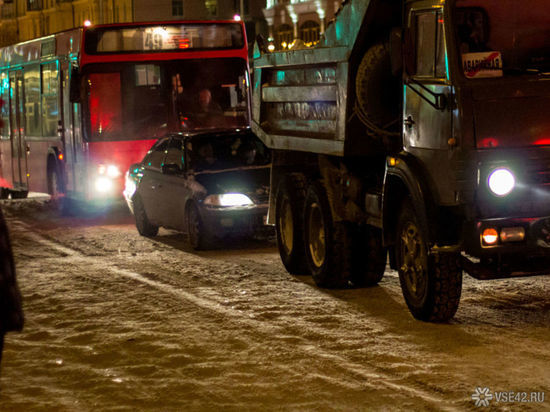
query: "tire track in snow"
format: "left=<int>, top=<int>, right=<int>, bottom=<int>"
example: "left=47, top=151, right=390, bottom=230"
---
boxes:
left=12, top=220, right=461, bottom=410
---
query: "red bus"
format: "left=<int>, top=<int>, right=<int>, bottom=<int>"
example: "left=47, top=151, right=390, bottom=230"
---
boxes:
left=0, top=20, right=250, bottom=204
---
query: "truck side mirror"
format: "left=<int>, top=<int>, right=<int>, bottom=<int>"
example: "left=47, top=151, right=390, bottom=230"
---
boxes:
left=69, top=66, right=81, bottom=103
left=389, top=27, right=403, bottom=76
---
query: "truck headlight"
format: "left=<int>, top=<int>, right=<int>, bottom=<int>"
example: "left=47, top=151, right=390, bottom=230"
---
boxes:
left=204, top=193, right=253, bottom=207
left=488, top=168, right=515, bottom=196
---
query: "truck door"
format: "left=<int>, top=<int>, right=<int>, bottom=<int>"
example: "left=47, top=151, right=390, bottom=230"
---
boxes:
left=403, top=6, right=456, bottom=204
left=9, top=70, right=28, bottom=193
left=404, top=7, right=451, bottom=150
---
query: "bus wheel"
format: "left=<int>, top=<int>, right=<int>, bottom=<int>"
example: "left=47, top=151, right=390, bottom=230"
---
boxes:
left=133, top=196, right=158, bottom=237
left=275, top=173, right=308, bottom=275
left=303, top=182, right=351, bottom=288
left=48, top=164, right=65, bottom=212
left=10, top=190, right=28, bottom=199
left=396, top=199, right=462, bottom=322
left=186, top=203, right=210, bottom=250
left=350, top=226, right=387, bottom=287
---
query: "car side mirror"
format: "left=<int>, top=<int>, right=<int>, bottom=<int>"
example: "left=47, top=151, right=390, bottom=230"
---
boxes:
left=161, top=163, right=181, bottom=175
left=69, top=66, right=81, bottom=103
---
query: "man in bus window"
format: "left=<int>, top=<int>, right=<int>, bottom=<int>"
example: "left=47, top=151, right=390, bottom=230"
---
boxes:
left=194, top=89, right=224, bottom=127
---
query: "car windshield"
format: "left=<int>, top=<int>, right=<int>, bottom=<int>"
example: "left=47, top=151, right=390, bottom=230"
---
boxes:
left=83, top=58, right=249, bottom=141
left=453, top=0, right=550, bottom=79
left=189, top=133, right=271, bottom=171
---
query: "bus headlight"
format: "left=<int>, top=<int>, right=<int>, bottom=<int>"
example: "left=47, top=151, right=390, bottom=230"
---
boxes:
left=95, top=177, right=113, bottom=193
left=204, top=193, right=253, bottom=207
left=98, top=164, right=121, bottom=178
left=488, top=168, right=515, bottom=196
left=106, top=165, right=121, bottom=178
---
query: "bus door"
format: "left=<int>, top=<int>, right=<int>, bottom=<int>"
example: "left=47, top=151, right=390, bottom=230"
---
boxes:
left=9, top=70, right=28, bottom=192
left=59, top=64, right=74, bottom=192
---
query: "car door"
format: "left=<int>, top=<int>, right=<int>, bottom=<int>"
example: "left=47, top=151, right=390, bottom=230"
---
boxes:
left=160, top=137, right=190, bottom=230
left=138, top=138, right=169, bottom=225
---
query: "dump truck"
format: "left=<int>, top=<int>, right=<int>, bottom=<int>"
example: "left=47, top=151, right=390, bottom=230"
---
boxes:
left=251, top=0, right=550, bottom=321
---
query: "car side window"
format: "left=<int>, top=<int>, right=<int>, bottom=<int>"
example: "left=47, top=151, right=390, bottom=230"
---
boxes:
left=163, top=138, right=185, bottom=171
left=143, top=138, right=169, bottom=170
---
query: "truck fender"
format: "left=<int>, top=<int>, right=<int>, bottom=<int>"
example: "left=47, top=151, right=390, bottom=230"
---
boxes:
left=381, top=153, right=438, bottom=249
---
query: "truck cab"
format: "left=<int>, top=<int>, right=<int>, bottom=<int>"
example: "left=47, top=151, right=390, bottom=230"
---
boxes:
left=252, top=0, right=550, bottom=321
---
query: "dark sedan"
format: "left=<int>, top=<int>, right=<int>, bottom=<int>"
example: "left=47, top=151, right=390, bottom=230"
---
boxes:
left=123, top=129, right=271, bottom=249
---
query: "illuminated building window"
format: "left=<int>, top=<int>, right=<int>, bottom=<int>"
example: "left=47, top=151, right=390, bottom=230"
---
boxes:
left=205, top=0, right=217, bottom=16
left=276, top=24, right=293, bottom=49
left=27, top=0, right=42, bottom=11
left=172, top=0, right=183, bottom=16
left=300, top=20, right=320, bottom=45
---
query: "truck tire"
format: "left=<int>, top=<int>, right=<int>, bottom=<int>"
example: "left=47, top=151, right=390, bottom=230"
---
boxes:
left=355, top=43, right=400, bottom=133
left=350, top=226, right=386, bottom=287
left=303, top=182, right=351, bottom=288
left=134, top=196, right=159, bottom=238
left=275, top=173, right=308, bottom=274
left=396, top=199, right=462, bottom=322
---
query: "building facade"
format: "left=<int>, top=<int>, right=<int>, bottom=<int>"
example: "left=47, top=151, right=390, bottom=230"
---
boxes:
left=262, top=0, right=340, bottom=49
left=0, top=0, right=134, bottom=47
left=0, top=0, right=267, bottom=50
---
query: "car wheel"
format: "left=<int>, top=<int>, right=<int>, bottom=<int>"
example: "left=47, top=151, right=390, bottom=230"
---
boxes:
left=133, top=196, right=158, bottom=237
left=396, top=199, right=462, bottom=322
left=186, top=203, right=209, bottom=250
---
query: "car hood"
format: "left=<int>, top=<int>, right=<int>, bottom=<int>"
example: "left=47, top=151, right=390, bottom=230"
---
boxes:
left=193, top=166, right=270, bottom=204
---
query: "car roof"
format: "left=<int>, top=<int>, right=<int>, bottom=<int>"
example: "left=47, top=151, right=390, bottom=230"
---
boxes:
left=167, top=128, right=253, bottom=141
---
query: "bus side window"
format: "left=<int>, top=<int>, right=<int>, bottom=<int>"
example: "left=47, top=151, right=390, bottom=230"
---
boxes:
left=24, top=65, right=41, bottom=137
left=41, top=62, right=59, bottom=137
left=0, top=72, right=9, bottom=138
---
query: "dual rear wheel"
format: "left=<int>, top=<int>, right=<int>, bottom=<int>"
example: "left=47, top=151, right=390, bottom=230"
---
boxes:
left=275, top=176, right=386, bottom=289
left=275, top=176, right=462, bottom=322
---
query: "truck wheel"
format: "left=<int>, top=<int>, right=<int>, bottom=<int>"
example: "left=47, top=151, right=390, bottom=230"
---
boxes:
left=186, top=203, right=210, bottom=250
left=134, top=196, right=158, bottom=237
left=304, top=182, right=351, bottom=288
left=396, top=200, right=462, bottom=322
left=275, top=173, right=308, bottom=274
left=350, top=226, right=386, bottom=287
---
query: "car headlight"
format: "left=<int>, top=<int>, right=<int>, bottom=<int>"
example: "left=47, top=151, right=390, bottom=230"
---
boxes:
left=204, top=193, right=254, bottom=207
left=488, top=168, right=515, bottom=196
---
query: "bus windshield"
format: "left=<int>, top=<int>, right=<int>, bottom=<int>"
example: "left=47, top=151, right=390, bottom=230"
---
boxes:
left=454, top=0, right=550, bottom=79
left=84, top=57, right=249, bottom=141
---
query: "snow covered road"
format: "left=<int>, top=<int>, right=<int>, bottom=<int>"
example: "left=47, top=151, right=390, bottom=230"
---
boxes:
left=0, top=199, right=548, bottom=411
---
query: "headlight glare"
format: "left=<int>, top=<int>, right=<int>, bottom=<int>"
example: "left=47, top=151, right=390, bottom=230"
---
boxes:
left=488, top=168, right=515, bottom=196
left=95, top=177, right=113, bottom=193
left=204, top=193, right=253, bottom=207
